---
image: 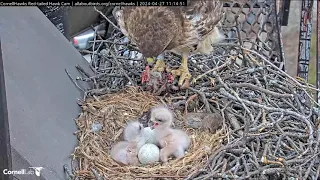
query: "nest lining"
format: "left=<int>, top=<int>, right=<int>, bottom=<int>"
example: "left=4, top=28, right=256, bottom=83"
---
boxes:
left=72, top=87, right=224, bottom=179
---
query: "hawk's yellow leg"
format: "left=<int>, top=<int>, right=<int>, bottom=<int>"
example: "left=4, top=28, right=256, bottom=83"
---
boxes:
left=149, top=57, right=166, bottom=72
left=171, top=52, right=191, bottom=86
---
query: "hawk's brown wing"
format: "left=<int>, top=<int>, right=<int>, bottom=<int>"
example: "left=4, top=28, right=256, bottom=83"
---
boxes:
left=182, top=0, right=224, bottom=39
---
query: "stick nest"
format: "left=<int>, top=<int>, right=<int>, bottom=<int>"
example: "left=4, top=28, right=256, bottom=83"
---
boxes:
left=72, top=87, right=224, bottom=179
left=65, top=6, right=320, bottom=180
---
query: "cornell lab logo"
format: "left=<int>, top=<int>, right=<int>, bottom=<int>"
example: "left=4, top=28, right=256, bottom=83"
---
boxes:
left=3, top=167, right=44, bottom=177
left=29, top=167, right=44, bottom=176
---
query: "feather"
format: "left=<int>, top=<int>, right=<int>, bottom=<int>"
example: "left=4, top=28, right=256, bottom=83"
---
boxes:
left=114, top=0, right=225, bottom=57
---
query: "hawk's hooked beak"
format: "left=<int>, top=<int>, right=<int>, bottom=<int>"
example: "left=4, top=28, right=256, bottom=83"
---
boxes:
left=151, top=122, right=159, bottom=130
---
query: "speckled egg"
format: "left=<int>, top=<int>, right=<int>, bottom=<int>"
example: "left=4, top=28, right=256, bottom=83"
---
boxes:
left=138, top=143, right=160, bottom=165
left=143, top=127, right=156, bottom=144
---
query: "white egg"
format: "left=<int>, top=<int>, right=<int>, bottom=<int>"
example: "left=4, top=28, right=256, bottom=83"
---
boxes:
left=138, top=143, right=160, bottom=165
left=143, top=127, right=156, bottom=144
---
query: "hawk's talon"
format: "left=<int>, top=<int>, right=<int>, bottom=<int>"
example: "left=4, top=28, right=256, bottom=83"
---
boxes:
left=191, top=76, right=201, bottom=84
left=171, top=65, right=191, bottom=86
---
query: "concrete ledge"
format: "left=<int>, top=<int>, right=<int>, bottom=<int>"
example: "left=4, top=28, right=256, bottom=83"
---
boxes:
left=0, top=7, right=91, bottom=180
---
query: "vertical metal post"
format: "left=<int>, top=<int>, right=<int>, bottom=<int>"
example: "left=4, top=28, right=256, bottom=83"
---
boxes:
left=297, top=0, right=314, bottom=81
left=0, top=39, right=13, bottom=180
left=280, top=0, right=291, bottom=26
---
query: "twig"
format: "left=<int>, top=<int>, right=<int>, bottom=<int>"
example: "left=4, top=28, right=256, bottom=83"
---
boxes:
left=193, top=58, right=232, bottom=82
left=109, top=50, right=135, bottom=85
left=91, top=168, right=103, bottom=180
left=94, top=6, right=121, bottom=31
left=219, top=88, right=307, bottom=119
left=226, top=83, right=294, bottom=98
left=135, top=175, right=187, bottom=178
left=243, top=47, right=320, bottom=106
left=184, top=94, right=198, bottom=115
left=75, top=64, right=91, bottom=78
left=63, top=164, right=74, bottom=180
left=65, top=69, right=85, bottom=93
left=187, top=87, right=211, bottom=113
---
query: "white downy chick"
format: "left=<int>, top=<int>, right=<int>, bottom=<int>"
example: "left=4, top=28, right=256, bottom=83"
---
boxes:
left=150, top=105, right=191, bottom=163
left=110, top=141, right=140, bottom=165
left=123, top=121, right=146, bottom=149
left=110, top=121, right=146, bottom=165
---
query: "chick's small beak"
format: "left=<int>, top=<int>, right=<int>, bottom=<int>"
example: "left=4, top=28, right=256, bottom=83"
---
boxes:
left=151, top=122, right=159, bottom=129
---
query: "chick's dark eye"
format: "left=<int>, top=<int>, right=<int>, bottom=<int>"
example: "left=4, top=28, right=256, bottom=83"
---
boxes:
left=156, top=118, right=162, bottom=122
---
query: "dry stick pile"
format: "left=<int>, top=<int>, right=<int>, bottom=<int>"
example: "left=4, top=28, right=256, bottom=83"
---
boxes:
left=66, top=13, right=320, bottom=180
left=186, top=50, right=320, bottom=179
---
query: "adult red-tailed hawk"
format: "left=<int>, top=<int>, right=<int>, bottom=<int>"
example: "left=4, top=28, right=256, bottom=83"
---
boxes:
left=114, top=1, right=226, bottom=86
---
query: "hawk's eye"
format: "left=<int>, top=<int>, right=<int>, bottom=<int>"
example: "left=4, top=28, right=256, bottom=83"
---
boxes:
left=156, top=118, right=163, bottom=122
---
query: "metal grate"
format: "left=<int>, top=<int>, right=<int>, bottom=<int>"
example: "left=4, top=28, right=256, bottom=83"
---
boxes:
left=216, top=0, right=285, bottom=70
